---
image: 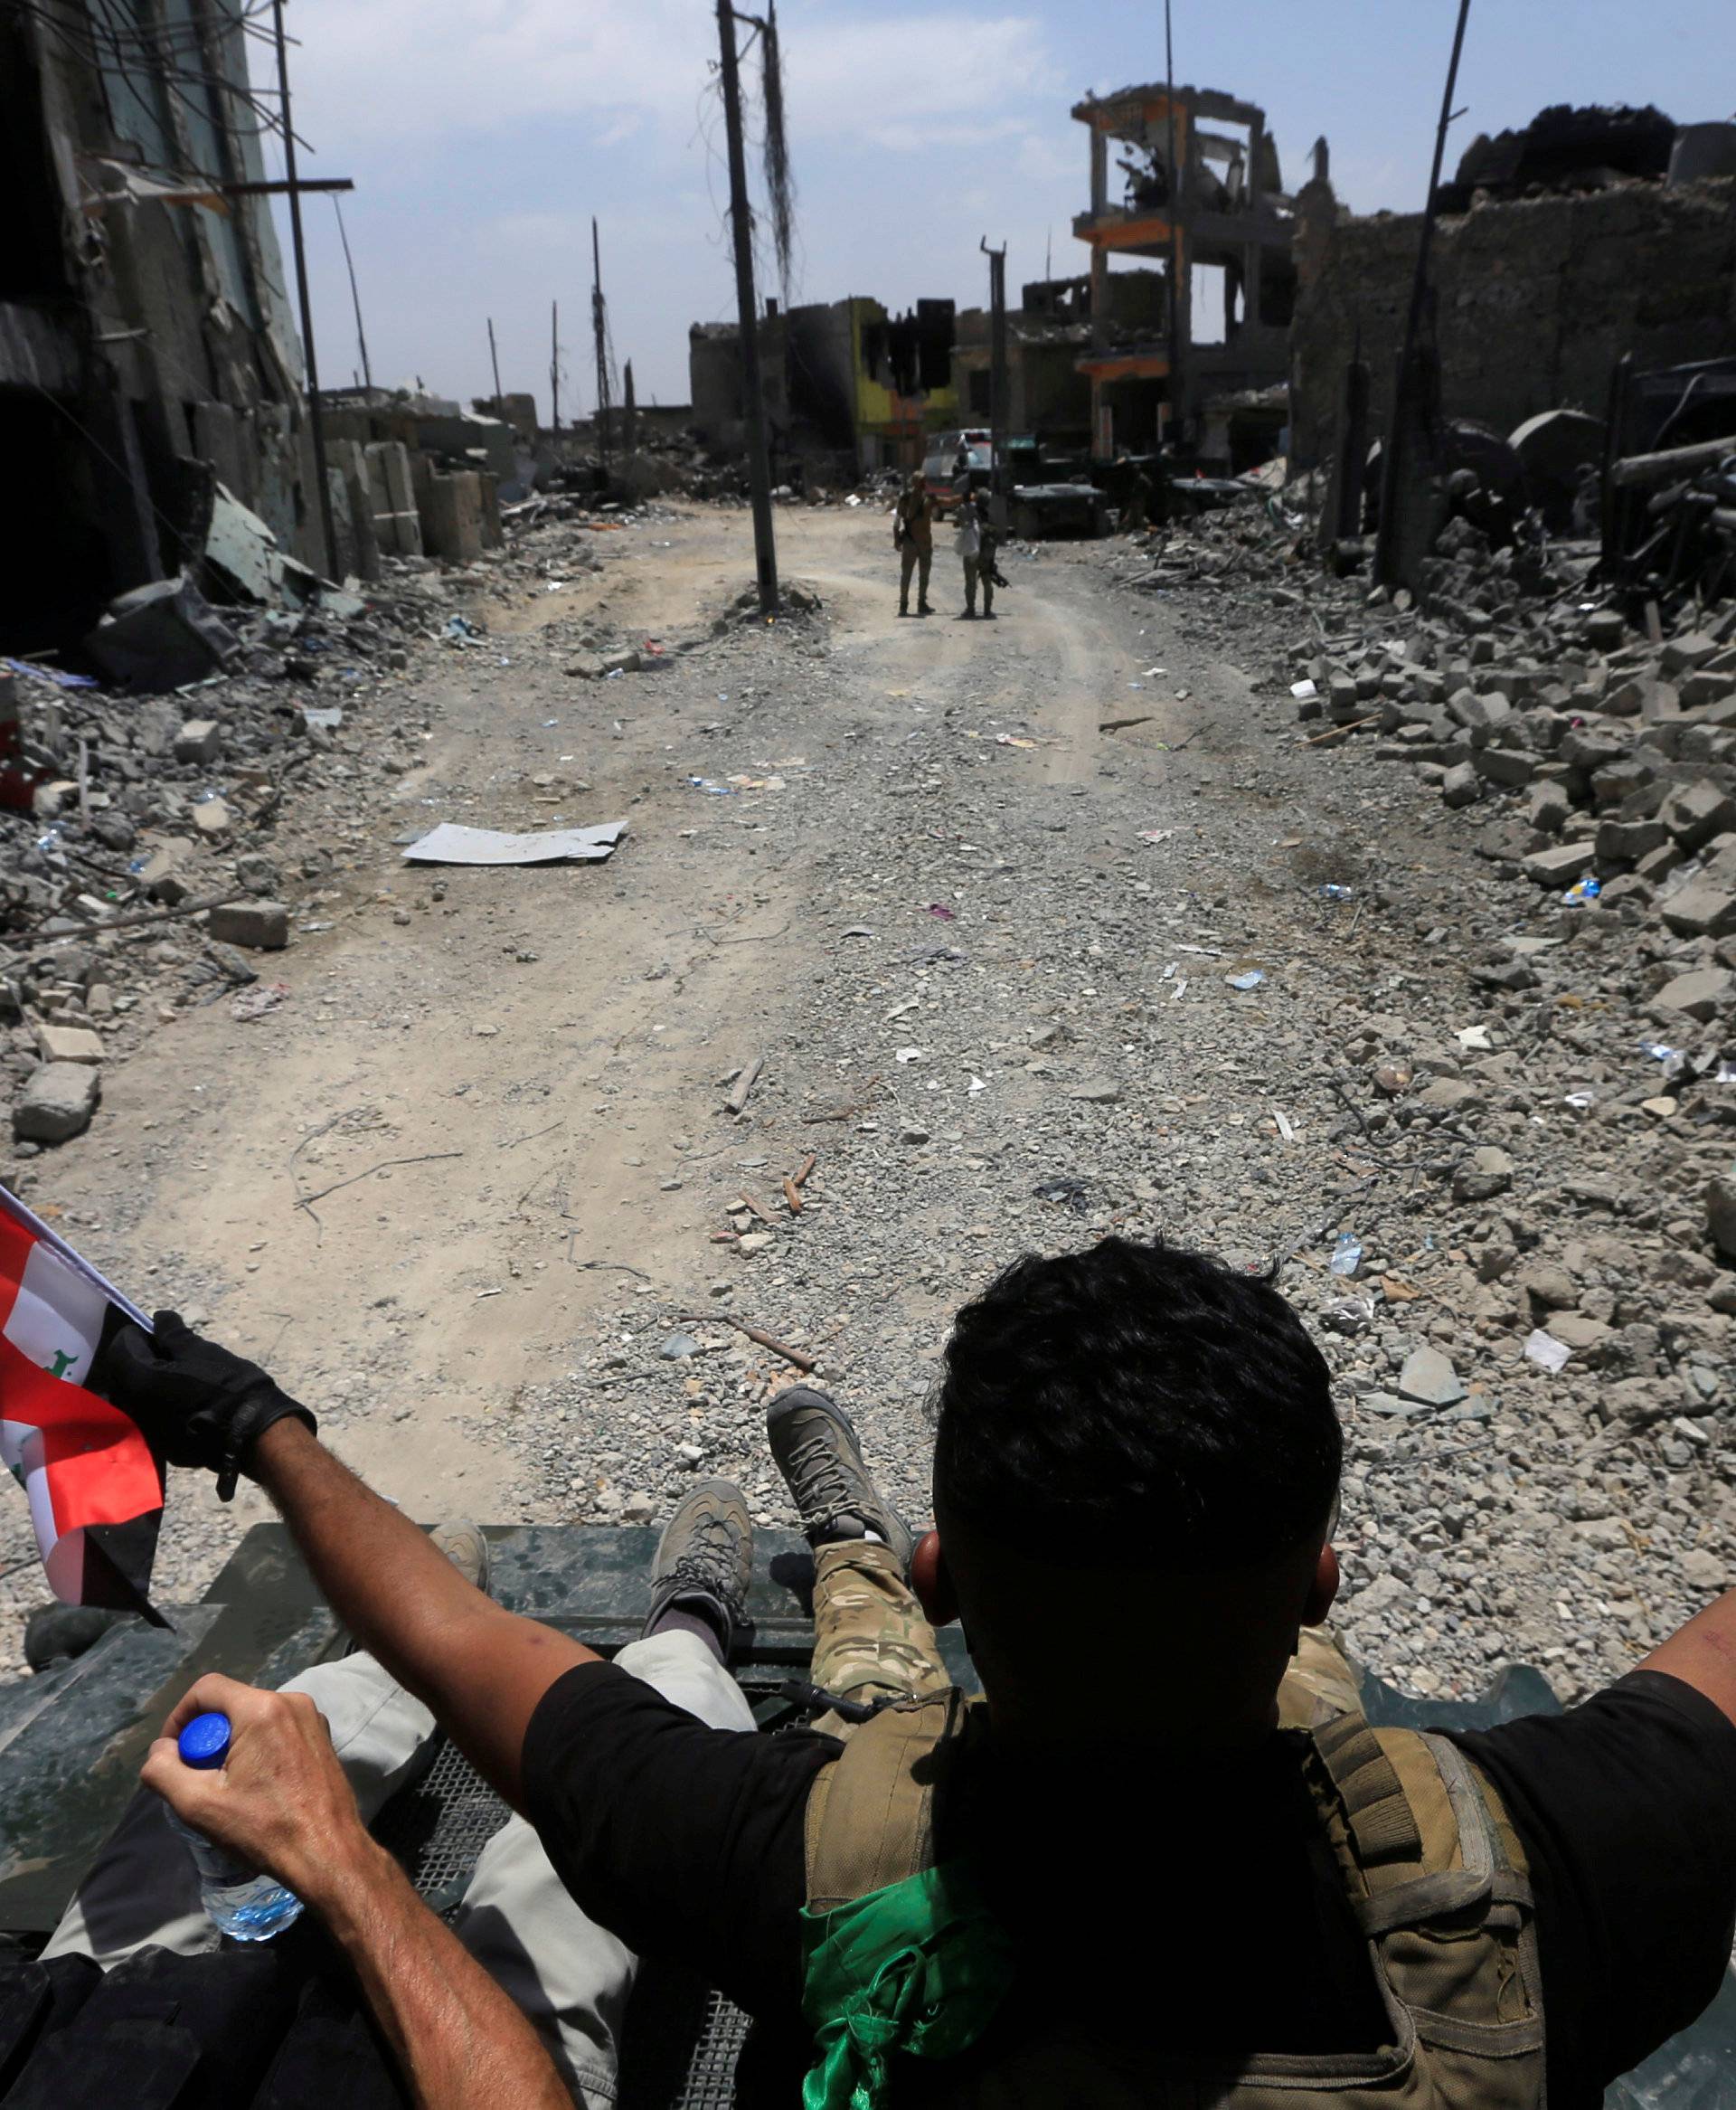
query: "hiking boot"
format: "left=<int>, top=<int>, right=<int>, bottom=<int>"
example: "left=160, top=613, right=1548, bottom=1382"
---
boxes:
left=642, top=1478, right=754, bottom=1658
left=429, top=1521, right=492, bottom=1595
left=917, top=601, right=935, bottom=616
left=766, top=1386, right=912, bottom=1567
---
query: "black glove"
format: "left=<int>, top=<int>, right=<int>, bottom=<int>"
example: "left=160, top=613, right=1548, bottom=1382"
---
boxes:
left=99, top=1311, right=316, bottom=1500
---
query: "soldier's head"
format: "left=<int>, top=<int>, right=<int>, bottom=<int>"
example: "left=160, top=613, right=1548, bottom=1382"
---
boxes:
left=915, top=1237, right=1342, bottom=1750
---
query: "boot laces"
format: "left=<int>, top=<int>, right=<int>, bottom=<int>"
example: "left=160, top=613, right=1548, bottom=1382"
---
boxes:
left=665, top=1509, right=743, bottom=1604
left=787, top=1429, right=865, bottom=1528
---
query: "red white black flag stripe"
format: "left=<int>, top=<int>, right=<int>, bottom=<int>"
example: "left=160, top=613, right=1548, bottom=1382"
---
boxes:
left=0, top=1188, right=163, bottom=1615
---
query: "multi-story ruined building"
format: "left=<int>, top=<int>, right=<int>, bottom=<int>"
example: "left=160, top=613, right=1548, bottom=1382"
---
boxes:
left=1071, top=81, right=1302, bottom=456
left=0, top=0, right=316, bottom=649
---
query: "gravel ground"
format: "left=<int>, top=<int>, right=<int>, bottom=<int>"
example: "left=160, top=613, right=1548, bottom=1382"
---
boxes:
left=5, top=497, right=1731, bottom=1707
left=495, top=506, right=1734, bottom=1709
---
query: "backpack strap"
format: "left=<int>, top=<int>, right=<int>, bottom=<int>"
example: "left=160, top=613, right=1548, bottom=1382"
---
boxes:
left=805, top=1688, right=976, bottom=1914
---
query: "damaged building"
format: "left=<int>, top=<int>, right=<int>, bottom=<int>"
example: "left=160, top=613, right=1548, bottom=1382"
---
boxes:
left=1288, top=105, right=1736, bottom=485
left=1071, top=81, right=1301, bottom=456
left=0, top=0, right=322, bottom=654
left=690, top=296, right=958, bottom=479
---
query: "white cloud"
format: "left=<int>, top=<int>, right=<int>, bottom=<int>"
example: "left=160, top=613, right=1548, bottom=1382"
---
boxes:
left=288, top=0, right=1056, bottom=155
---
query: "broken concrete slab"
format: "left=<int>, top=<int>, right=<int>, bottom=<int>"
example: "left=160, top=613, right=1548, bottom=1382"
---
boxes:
left=33, top=1023, right=103, bottom=1064
left=1397, top=1345, right=1467, bottom=1407
left=14, top=1063, right=99, bottom=1143
left=83, top=576, right=238, bottom=693
left=1453, top=1146, right=1515, bottom=1201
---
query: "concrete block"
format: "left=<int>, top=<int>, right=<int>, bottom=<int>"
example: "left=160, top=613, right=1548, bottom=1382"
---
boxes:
left=1661, top=883, right=1736, bottom=939
left=418, top=468, right=486, bottom=563
left=206, top=900, right=289, bottom=950
left=1441, top=761, right=1481, bottom=808
left=1522, top=841, right=1592, bottom=886
left=1475, top=746, right=1535, bottom=788
left=1660, top=780, right=1736, bottom=851
left=34, top=1023, right=103, bottom=1064
left=1651, top=968, right=1732, bottom=1023
left=14, top=1064, right=99, bottom=1143
left=174, top=719, right=222, bottom=764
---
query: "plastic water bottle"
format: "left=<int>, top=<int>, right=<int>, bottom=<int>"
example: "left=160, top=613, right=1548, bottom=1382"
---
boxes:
left=1330, top=1232, right=1363, bottom=1278
left=166, top=1711, right=305, bottom=1941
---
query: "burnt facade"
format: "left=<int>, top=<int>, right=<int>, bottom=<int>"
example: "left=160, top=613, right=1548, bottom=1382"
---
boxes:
left=0, top=0, right=316, bottom=650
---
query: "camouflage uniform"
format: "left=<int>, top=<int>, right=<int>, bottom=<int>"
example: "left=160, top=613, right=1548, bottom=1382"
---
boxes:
left=810, top=1539, right=1360, bottom=1738
left=809, top=1541, right=950, bottom=1736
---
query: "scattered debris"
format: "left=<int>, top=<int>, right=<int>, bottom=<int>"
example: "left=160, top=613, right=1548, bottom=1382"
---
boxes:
left=401, top=822, right=627, bottom=866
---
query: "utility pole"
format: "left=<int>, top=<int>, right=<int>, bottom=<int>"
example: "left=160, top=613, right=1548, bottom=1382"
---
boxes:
left=487, top=317, right=504, bottom=413
left=716, top=0, right=778, bottom=614
left=331, top=196, right=371, bottom=393
left=270, top=0, right=336, bottom=578
left=981, top=237, right=1008, bottom=531
left=591, top=216, right=611, bottom=466
left=623, top=360, right=637, bottom=456
left=1163, top=0, right=1184, bottom=449
left=1375, top=0, right=1473, bottom=585
left=550, top=300, right=561, bottom=438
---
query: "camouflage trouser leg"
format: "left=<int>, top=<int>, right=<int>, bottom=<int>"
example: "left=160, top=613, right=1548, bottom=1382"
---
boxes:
left=809, top=1541, right=951, bottom=1738
left=1276, top=1625, right=1363, bottom=1731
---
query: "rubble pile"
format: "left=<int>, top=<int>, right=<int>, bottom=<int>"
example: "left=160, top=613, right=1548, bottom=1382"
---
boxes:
left=1117, top=477, right=1736, bottom=1386
left=0, top=558, right=490, bottom=1151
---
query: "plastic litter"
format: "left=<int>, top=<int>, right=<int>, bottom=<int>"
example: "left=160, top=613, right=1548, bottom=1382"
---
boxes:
left=1562, top=875, right=1602, bottom=905
left=927, top=903, right=957, bottom=921
left=3, top=658, right=97, bottom=689
left=445, top=614, right=483, bottom=641
left=1524, top=1329, right=1571, bottom=1374
left=1225, top=970, right=1266, bottom=991
left=688, top=777, right=734, bottom=794
left=1320, top=884, right=1354, bottom=902
left=1330, top=1233, right=1363, bottom=1277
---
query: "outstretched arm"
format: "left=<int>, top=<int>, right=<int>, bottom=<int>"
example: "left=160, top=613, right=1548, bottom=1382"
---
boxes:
left=146, top=1672, right=571, bottom=2110
left=100, top=1317, right=595, bottom=1809
left=249, top=1420, right=596, bottom=1810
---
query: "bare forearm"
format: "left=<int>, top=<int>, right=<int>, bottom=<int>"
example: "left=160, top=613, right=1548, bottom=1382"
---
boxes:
left=249, top=1421, right=594, bottom=1802
left=1643, top=1588, right=1736, bottom=1727
left=316, top=1837, right=571, bottom=2110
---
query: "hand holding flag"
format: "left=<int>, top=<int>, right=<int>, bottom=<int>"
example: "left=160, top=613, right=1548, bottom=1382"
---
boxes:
left=0, top=1187, right=316, bottom=1614
left=0, top=1187, right=163, bottom=1613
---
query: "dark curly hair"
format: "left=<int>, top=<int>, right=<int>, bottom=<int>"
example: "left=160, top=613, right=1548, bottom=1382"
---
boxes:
left=933, top=1237, right=1340, bottom=1569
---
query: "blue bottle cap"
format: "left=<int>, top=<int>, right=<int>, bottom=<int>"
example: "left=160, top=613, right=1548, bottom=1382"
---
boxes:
left=177, top=1711, right=231, bottom=1770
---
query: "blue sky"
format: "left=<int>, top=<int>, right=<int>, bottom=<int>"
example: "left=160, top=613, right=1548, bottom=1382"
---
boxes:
left=266, top=0, right=1731, bottom=414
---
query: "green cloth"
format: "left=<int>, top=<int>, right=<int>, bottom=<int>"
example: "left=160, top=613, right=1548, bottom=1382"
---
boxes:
left=799, top=1861, right=1014, bottom=2110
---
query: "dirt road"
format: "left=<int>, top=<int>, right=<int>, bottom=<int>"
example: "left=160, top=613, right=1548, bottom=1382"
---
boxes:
left=12, top=497, right=1711, bottom=1706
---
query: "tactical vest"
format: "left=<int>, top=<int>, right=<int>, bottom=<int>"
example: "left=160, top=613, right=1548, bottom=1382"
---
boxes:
left=805, top=1689, right=1544, bottom=2109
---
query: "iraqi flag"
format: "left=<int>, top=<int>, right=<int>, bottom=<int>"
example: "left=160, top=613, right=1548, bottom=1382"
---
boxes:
left=0, top=1188, right=164, bottom=1616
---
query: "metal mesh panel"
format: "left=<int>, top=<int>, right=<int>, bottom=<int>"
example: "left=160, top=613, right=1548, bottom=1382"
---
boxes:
left=375, top=1738, right=750, bottom=2106
left=676, top=1991, right=754, bottom=2110
left=374, top=1736, right=510, bottom=1907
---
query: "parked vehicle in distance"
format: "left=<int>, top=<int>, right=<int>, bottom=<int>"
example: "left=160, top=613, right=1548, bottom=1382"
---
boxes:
left=920, top=428, right=995, bottom=490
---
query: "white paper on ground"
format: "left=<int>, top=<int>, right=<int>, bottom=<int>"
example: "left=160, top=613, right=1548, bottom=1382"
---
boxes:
left=401, top=821, right=627, bottom=866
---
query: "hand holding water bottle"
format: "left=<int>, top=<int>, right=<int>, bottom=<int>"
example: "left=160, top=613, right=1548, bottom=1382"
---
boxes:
left=143, top=1671, right=370, bottom=1935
